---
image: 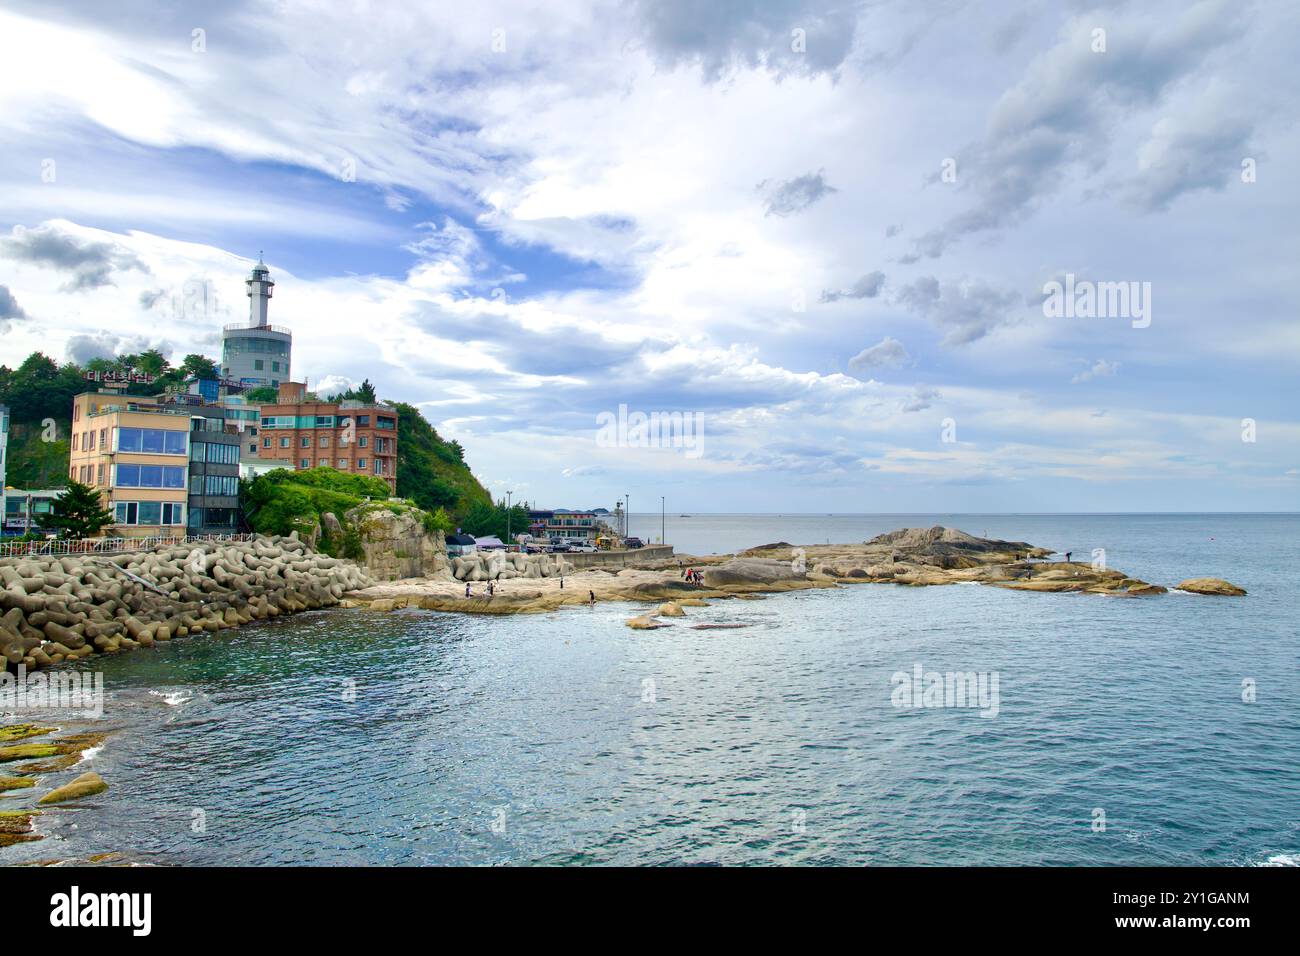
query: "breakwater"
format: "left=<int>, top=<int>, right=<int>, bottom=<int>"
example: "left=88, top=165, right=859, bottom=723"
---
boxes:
left=1, top=535, right=373, bottom=670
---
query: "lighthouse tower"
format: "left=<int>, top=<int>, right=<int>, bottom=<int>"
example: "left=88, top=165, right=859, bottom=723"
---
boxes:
left=246, top=254, right=275, bottom=327
left=222, top=253, right=292, bottom=389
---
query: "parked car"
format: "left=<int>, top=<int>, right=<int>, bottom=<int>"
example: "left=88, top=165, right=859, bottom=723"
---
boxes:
left=570, top=543, right=598, bottom=553
left=624, top=537, right=644, bottom=549
left=548, top=538, right=569, bottom=552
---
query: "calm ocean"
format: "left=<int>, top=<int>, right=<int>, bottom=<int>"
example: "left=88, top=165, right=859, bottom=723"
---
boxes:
left=5, top=513, right=1298, bottom=866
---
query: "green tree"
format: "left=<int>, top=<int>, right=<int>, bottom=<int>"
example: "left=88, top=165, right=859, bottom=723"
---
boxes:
left=243, top=386, right=280, bottom=403
left=35, top=480, right=115, bottom=538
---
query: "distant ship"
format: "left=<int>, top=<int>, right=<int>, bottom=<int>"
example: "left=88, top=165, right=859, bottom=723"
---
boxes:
left=679, top=514, right=692, bottom=518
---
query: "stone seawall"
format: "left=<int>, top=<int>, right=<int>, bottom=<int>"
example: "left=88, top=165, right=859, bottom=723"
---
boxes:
left=1, top=535, right=374, bottom=670
left=565, top=545, right=674, bottom=570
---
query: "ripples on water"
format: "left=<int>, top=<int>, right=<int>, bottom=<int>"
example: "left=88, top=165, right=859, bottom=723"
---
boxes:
left=6, top=514, right=1298, bottom=866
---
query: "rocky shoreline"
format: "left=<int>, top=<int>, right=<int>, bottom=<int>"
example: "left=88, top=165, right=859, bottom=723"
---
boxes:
left=350, top=526, right=1247, bottom=624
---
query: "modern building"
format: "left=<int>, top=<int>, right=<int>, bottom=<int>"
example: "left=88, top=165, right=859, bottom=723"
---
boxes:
left=255, top=382, right=398, bottom=493
left=2, top=488, right=62, bottom=535
left=529, top=508, right=600, bottom=541
left=221, top=257, right=292, bottom=390
left=68, top=391, right=243, bottom=538
left=70, top=392, right=190, bottom=537
left=186, top=405, right=242, bottom=532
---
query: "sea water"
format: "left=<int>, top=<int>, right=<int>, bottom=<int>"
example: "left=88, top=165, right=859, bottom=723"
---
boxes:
left=4, top=514, right=1297, bottom=866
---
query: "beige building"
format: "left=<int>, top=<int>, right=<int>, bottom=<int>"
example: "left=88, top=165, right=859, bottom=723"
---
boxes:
left=69, top=392, right=191, bottom=537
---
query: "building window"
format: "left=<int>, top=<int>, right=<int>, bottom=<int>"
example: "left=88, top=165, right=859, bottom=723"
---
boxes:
left=115, top=464, right=186, bottom=488
left=254, top=359, right=264, bottom=370
left=96, top=463, right=104, bottom=485
left=300, top=458, right=309, bottom=469
left=357, top=458, right=366, bottom=469
left=117, top=427, right=187, bottom=455
left=337, top=459, right=348, bottom=469
left=203, top=475, right=239, bottom=496
left=262, top=437, right=271, bottom=448
left=88, top=431, right=95, bottom=450
left=99, top=428, right=107, bottom=447
left=356, top=415, right=370, bottom=427
left=279, top=437, right=290, bottom=448
left=300, top=437, right=310, bottom=448
left=114, top=502, right=138, bottom=525
left=359, top=436, right=368, bottom=448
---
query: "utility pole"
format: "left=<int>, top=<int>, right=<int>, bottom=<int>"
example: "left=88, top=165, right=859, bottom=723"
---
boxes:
left=661, top=495, right=665, bottom=545
left=506, top=490, right=513, bottom=547
left=625, top=493, right=630, bottom=539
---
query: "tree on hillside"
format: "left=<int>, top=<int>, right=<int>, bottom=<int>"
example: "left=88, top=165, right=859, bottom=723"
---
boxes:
left=326, top=378, right=377, bottom=404
left=0, top=353, right=87, bottom=424
left=35, top=480, right=116, bottom=538
left=387, top=400, right=492, bottom=519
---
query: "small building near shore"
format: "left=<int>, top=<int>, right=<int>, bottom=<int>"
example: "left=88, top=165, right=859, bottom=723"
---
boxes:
left=474, top=535, right=506, bottom=550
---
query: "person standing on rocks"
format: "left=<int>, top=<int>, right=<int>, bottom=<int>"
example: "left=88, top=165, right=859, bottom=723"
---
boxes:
left=589, top=590, right=596, bottom=606
left=465, top=582, right=472, bottom=598
left=487, top=580, right=495, bottom=597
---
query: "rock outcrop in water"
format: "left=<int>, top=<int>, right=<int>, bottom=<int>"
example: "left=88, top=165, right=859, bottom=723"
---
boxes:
left=352, top=525, right=1244, bottom=615
left=1175, top=577, right=1247, bottom=596
left=1, top=535, right=374, bottom=670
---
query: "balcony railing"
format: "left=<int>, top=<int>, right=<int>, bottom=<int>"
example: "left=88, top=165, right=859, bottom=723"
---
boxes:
left=222, top=323, right=294, bottom=336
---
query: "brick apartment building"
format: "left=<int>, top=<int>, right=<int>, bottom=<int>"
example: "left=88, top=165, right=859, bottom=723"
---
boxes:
left=255, top=382, right=398, bottom=493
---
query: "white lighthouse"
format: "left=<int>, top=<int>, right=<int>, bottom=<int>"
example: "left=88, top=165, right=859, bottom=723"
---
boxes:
left=222, top=254, right=292, bottom=388
left=245, top=253, right=275, bottom=327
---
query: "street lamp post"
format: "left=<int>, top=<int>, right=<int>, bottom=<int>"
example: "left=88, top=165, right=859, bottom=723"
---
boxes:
left=625, top=494, right=630, bottom=540
left=661, top=495, right=665, bottom=545
left=506, top=490, right=513, bottom=547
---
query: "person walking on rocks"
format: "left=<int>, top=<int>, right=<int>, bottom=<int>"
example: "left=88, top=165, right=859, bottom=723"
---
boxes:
left=1064, top=551, right=1072, bottom=563
left=487, top=580, right=495, bottom=597
left=465, top=582, right=472, bottom=598
left=588, top=590, right=596, bottom=606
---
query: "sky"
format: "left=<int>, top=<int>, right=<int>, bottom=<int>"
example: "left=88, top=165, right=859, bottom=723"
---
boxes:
left=0, top=0, right=1296, bottom=512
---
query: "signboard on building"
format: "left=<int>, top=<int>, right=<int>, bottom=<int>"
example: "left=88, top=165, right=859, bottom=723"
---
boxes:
left=84, top=370, right=156, bottom=386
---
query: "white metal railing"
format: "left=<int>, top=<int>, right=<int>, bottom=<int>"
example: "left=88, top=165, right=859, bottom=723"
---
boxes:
left=0, top=532, right=256, bottom=560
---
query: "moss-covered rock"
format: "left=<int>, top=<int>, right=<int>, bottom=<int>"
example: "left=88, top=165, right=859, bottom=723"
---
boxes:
left=0, top=724, right=56, bottom=743
left=38, top=771, right=108, bottom=805
left=0, top=743, right=60, bottom=764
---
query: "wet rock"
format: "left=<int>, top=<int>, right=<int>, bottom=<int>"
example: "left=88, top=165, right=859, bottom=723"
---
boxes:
left=657, top=602, right=686, bottom=617
left=626, top=615, right=670, bottom=629
left=1176, top=578, right=1246, bottom=596
left=0, top=809, right=42, bottom=848
left=38, top=771, right=108, bottom=805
